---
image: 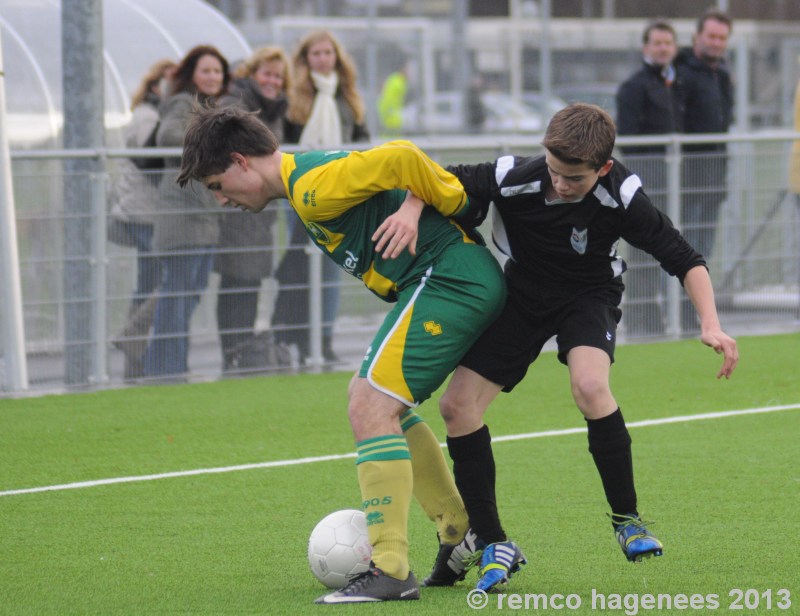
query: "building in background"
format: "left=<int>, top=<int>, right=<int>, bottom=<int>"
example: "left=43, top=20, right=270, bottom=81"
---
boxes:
left=208, top=0, right=800, bottom=136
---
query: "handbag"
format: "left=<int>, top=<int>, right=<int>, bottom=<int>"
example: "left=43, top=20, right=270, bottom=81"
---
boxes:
left=106, top=218, right=138, bottom=247
left=130, top=121, right=165, bottom=171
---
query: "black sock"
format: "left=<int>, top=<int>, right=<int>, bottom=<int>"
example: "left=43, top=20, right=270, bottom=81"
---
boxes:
left=586, top=408, right=638, bottom=524
left=447, top=425, right=507, bottom=544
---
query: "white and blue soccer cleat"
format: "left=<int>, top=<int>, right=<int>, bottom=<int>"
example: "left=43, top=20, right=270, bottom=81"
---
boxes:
left=475, top=541, right=527, bottom=592
left=613, top=514, right=664, bottom=562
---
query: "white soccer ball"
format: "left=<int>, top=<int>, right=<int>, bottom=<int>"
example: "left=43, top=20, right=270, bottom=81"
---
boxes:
left=308, top=509, right=373, bottom=589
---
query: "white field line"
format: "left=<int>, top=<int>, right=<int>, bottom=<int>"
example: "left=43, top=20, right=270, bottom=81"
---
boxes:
left=1, top=403, right=798, bottom=498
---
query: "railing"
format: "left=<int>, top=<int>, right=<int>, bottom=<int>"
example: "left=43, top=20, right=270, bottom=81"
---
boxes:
left=2, top=131, right=799, bottom=394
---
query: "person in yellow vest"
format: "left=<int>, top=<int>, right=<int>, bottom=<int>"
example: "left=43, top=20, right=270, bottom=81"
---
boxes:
left=377, top=59, right=409, bottom=137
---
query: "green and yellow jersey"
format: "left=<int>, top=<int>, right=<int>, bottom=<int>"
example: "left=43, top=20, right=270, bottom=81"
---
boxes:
left=279, top=140, right=480, bottom=302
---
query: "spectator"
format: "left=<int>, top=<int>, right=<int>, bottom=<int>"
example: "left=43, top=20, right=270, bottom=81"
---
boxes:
left=216, top=46, right=291, bottom=372
left=378, top=57, right=409, bottom=137
left=273, top=30, right=370, bottom=364
left=616, top=20, right=682, bottom=335
left=109, top=58, right=176, bottom=379
left=143, top=45, right=229, bottom=378
left=674, top=8, right=733, bottom=331
left=466, top=74, right=487, bottom=134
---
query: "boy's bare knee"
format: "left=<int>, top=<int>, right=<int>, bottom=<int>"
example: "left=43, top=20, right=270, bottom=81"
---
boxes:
left=439, top=388, right=463, bottom=424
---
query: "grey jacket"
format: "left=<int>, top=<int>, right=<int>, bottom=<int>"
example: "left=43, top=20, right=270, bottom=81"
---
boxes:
left=213, top=79, right=283, bottom=280
left=108, top=101, right=160, bottom=225
left=152, top=92, right=220, bottom=251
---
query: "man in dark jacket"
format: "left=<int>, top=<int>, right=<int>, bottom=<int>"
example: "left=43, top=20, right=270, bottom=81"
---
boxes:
left=616, top=20, right=682, bottom=335
left=674, top=8, right=733, bottom=331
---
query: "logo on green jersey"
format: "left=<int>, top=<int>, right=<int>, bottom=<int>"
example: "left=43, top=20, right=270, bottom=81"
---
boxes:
left=424, top=321, right=443, bottom=336
left=302, top=189, right=317, bottom=207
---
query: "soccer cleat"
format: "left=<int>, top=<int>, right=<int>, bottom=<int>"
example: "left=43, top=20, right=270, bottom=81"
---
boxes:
left=475, top=541, right=527, bottom=592
left=314, top=564, right=420, bottom=604
left=422, top=528, right=482, bottom=587
left=612, top=514, right=664, bottom=562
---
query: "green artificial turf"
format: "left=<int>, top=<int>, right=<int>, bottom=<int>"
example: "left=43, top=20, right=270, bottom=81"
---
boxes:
left=1, top=333, right=798, bottom=614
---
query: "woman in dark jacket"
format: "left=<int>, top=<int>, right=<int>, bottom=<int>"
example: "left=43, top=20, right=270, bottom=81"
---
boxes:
left=216, top=46, right=292, bottom=371
left=143, top=45, right=229, bottom=378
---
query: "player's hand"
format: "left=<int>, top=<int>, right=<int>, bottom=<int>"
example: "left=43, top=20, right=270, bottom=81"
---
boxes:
left=700, top=328, right=739, bottom=379
left=372, top=192, right=424, bottom=259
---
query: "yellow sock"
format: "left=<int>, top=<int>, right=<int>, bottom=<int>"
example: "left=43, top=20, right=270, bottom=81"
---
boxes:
left=401, top=410, right=469, bottom=545
left=356, top=435, right=413, bottom=579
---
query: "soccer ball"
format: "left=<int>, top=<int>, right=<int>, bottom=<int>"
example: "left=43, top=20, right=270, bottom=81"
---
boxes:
left=308, top=509, right=373, bottom=589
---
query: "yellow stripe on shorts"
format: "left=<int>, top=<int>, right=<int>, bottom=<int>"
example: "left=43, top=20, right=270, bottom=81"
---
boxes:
left=366, top=269, right=431, bottom=407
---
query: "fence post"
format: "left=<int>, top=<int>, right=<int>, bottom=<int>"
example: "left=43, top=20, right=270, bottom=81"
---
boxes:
left=90, top=164, right=108, bottom=385
left=665, top=136, right=682, bottom=337
left=0, top=28, right=29, bottom=391
left=306, top=245, right=324, bottom=371
left=62, top=0, right=104, bottom=385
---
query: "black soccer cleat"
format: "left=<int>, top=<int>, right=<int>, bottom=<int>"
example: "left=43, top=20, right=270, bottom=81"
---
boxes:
left=422, top=528, right=482, bottom=587
left=314, top=564, right=420, bottom=604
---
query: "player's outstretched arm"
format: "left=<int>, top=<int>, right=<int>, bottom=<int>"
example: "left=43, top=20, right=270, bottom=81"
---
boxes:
left=343, top=141, right=468, bottom=216
left=372, top=191, right=424, bottom=259
left=683, top=265, right=739, bottom=379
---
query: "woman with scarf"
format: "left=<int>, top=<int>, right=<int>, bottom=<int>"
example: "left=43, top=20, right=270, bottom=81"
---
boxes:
left=272, top=30, right=369, bottom=365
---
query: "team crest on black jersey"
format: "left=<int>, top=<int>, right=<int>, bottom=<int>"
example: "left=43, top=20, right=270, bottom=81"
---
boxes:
left=307, top=221, right=331, bottom=244
left=570, top=227, right=588, bottom=254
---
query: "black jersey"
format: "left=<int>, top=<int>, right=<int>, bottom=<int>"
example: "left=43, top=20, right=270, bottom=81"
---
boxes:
left=448, top=154, right=704, bottom=299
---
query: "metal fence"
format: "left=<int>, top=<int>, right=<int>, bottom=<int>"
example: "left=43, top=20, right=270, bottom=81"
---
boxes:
left=2, top=132, right=799, bottom=394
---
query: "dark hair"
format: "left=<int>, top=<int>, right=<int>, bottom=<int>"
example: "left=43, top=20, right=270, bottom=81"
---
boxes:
left=541, top=103, right=616, bottom=170
left=642, top=20, right=676, bottom=45
left=171, top=45, right=231, bottom=96
left=177, top=104, right=280, bottom=187
left=696, top=8, right=733, bottom=34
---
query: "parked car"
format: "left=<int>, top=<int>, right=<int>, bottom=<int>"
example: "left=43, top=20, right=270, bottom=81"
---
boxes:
left=551, top=82, right=618, bottom=119
left=520, top=91, right=569, bottom=122
left=401, top=90, right=566, bottom=135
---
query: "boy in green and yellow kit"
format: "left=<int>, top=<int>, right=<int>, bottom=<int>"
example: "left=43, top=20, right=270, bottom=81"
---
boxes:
left=177, top=105, right=506, bottom=604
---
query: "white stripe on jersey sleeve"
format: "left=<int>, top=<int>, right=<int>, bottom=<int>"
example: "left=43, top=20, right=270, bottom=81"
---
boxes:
left=611, top=255, right=625, bottom=277
left=619, top=174, right=642, bottom=208
left=500, top=181, right=541, bottom=197
left=495, top=155, right=515, bottom=185
left=491, top=204, right=513, bottom=258
left=495, top=156, right=543, bottom=197
left=593, top=183, right=620, bottom=209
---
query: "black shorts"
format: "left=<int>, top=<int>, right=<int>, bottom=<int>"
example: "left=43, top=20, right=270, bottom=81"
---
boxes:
left=459, top=283, right=622, bottom=392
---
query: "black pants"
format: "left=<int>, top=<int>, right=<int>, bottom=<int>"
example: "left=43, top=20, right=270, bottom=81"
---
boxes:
left=217, top=273, right=260, bottom=357
left=681, top=153, right=727, bottom=330
left=623, top=156, right=667, bottom=336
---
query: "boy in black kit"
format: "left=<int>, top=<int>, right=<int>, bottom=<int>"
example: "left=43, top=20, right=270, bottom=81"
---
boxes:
left=385, top=103, right=739, bottom=592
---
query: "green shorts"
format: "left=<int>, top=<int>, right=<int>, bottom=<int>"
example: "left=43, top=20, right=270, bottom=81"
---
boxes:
left=359, top=241, right=506, bottom=407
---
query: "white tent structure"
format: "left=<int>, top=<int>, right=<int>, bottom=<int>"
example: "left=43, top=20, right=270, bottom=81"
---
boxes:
left=0, top=0, right=251, bottom=391
left=0, top=0, right=251, bottom=149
